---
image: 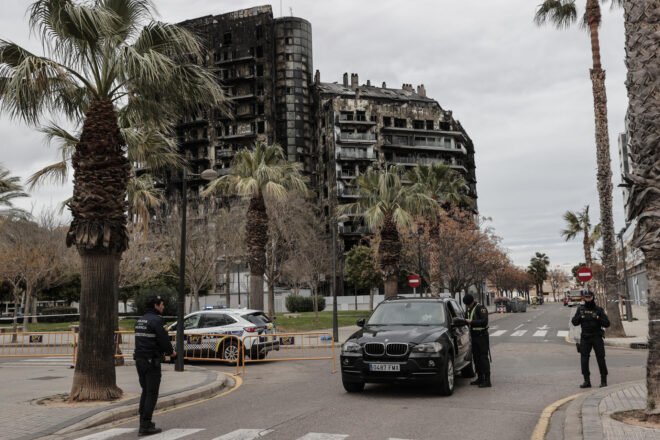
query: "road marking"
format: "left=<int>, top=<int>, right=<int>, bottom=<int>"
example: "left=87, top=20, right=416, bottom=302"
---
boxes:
left=490, top=330, right=506, bottom=337
left=74, top=428, right=137, bottom=439
left=557, top=330, right=569, bottom=338
left=511, top=330, right=527, bottom=337
left=212, top=429, right=274, bottom=440
left=146, top=429, right=204, bottom=440
left=533, top=330, right=547, bottom=337
left=296, top=434, right=349, bottom=440
left=514, top=324, right=524, bottom=330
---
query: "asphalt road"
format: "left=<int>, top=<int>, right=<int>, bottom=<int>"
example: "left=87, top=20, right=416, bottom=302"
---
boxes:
left=60, top=304, right=646, bottom=440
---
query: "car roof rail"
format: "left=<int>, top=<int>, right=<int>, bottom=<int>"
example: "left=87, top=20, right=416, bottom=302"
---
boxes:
left=384, top=295, right=410, bottom=301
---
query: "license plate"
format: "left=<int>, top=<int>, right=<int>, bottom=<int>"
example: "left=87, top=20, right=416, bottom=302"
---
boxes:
left=369, top=363, right=400, bottom=372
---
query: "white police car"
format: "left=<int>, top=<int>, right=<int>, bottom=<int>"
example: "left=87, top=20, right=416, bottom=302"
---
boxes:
left=167, top=309, right=279, bottom=362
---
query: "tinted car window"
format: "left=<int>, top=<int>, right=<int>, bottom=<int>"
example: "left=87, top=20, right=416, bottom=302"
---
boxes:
left=367, top=302, right=446, bottom=326
left=200, top=314, right=229, bottom=328
left=242, top=312, right=271, bottom=325
left=183, top=314, right=200, bottom=330
left=449, top=300, right=464, bottom=317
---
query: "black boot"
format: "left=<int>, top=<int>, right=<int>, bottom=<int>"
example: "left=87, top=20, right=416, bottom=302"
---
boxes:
left=470, top=374, right=482, bottom=386
left=580, top=377, right=591, bottom=388
left=600, top=376, right=607, bottom=388
left=478, top=374, right=492, bottom=388
left=138, top=421, right=162, bottom=437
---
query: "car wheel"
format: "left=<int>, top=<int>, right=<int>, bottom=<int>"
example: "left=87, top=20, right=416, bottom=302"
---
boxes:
left=220, top=340, right=244, bottom=365
left=250, top=346, right=267, bottom=360
left=342, top=378, right=365, bottom=393
left=460, top=356, right=476, bottom=378
left=437, top=356, right=455, bottom=396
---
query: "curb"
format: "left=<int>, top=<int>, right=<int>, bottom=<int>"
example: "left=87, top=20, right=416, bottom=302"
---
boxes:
left=564, top=334, right=648, bottom=350
left=54, top=372, right=235, bottom=436
left=530, top=393, right=583, bottom=440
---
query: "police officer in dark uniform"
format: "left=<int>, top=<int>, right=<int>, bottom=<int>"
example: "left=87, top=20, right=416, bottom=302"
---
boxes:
left=571, top=290, right=609, bottom=388
left=463, top=294, right=491, bottom=388
left=134, top=296, right=175, bottom=436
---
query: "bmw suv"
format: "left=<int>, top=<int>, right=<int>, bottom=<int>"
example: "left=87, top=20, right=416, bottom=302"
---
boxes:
left=340, top=297, right=474, bottom=395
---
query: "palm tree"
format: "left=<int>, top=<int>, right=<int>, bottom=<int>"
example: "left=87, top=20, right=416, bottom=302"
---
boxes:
left=202, top=142, right=307, bottom=310
left=528, top=252, right=550, bottom=298
left=406, top=163, right=473, bottom=296
left=341, top=165, right=433, bottom=298
left=622, top=0, right=660, bottom=419
left=0, top=0, right=226, bottom=401
left=535, top=0, right=625, bottom=336
left=0, top=166, right=28, bottom=217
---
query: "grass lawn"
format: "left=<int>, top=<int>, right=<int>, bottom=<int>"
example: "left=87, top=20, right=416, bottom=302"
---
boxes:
left=274, top=310, right=372, bottom=332
left=24, top=319, right=138, bottom=333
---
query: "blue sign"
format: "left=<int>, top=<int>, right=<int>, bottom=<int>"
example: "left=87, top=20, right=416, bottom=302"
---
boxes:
left=186, top=335, right=202, bottom=344
left=29, top=335, right=43, bottom=344
left=279, top=336, right=295, bottom=345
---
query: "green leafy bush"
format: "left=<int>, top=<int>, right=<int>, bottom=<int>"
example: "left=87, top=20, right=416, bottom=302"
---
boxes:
left=133, top=285, right=178, bottom=317
left=39, top=307, right=79, bottom=323
left=285, top=295, right=326, bottom=313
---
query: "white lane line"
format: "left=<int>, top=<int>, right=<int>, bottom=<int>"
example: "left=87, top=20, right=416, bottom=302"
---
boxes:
left=514, top=324, right=524, bottom=330
left=296, top=434, right=349, bottom=440
left=557, top=330, right=569, bottom=338
left=212, top=429, right=274, bottom=440
left=147, top=429, right=204, bottom=440
left=74, top=428, right=137, bottom=440
left=389, top=438, right=415, bottom=440
left=533, top=330, right=548, bottom=337
left=511, top=330, right=527, bottom=337
left=490, top=330, right=506, bottom=337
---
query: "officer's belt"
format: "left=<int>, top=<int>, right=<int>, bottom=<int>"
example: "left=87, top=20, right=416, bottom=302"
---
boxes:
left=135, top=332, right=156, bottom=338
left=468, top=303, right=489, bottom=332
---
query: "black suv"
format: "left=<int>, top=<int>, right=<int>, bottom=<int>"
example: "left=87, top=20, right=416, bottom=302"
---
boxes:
left=340, top=297, right=474, bottom=395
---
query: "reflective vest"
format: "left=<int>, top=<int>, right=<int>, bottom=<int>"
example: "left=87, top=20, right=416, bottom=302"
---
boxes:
left=468, top=303, right=488, bottom=331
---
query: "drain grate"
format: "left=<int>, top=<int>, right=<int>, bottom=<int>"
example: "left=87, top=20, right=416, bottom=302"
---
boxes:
left=29, top=376, right=64, bottom=381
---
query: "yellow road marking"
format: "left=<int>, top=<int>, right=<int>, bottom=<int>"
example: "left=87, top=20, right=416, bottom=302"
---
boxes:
left=530, top=392, right=583, bottom=440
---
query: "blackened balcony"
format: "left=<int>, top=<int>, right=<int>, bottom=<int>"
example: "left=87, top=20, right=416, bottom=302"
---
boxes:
left=338, top=186, right=360, bottom=198
left=216, top=149, right=235, bottom=158
left=337, top=150, right=376, bottom=161
left=338, top=132, right=377, bottom=143
left=219, top=131, right=256, bottom=140
left=336, top=115, right=376, bottom=126
left=181, top=137, right=210, bottom=148
left=214, top=55, right=256, bottom=66
left=339, top=225, right=370, bottom=235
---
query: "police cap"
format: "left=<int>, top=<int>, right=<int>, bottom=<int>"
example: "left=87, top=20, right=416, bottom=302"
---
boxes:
left=462, top=293, right=474, bottom=305
left=146, top=295, right=163, bottom=308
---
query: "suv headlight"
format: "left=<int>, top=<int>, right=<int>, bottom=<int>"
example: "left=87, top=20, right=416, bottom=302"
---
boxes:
left=412, top=342, right=444, bottom=353
left=341, top=341, right=362, bottom=353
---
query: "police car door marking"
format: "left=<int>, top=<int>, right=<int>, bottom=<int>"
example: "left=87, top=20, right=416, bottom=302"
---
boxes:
left=143, top=428, right=203, bottom=440
left=73, top=428, right=137, bottom=439
left=212, top=428, right=274, bottom=440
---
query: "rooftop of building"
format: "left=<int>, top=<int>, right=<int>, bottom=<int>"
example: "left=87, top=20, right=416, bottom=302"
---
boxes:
left=316, top=72, right=437, bottom=105
left=178, top=5, right=273, bottom=26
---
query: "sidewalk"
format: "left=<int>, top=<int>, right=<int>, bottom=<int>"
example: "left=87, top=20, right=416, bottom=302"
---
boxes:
left=562, top=380, right=659, bottom=440
left=0, top=362, right=231, bottom=440
left=568, top=305, right=648, bottom=349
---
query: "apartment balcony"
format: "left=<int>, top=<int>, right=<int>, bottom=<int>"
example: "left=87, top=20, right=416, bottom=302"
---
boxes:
left=219, top=131, right=256, bottom=140
left=383, top=139, right=468, bottom=154
left=338, top=132, right=377, bottom=143
left=230, top=94, right=256, bottom=101
left=390, top=156, right=444, bottom=166
left=337, top=171, right=358, bottom=180
left=336, top=115, right=376, bottom=126
left=216, top=149, right=235, bottom=158
left=178, top=118, right=208, bottom=128
left=222, top=75, right=256, bottom=82
left=337, top=186, right=360, bottom=198
left=337, top=150, right=376, bottom=161
left=383, top=126, right=466, bottom=139
left=339, top=225, right=370, bottom=235
left=450, top=164, right=468, bottom=173
left=181, top=137, right=210, bottom=148
left=214, top=55, right=256, bottom=66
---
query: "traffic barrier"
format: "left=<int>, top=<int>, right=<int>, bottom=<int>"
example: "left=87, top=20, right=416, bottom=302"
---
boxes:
left=0, top=330, right=77, bottom=363
left=241, top=331, right=336, bottom=375
left=113, top=331, right=242, bottom=375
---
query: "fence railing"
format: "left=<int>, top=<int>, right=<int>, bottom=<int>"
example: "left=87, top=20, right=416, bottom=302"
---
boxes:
left=0, top=331, right=77, bottom=364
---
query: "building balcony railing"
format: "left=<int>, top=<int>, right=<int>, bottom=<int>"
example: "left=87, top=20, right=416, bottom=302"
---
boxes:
left=338, top=187, right=360, bottom=198
left=337, top=171, right=357, bottom=179
left=230, top=94, right=256, bottom=101
left=336, top=115, right=376, bottom=125
left=383, top=126, right=466, bottom=138
left=391, top=156, right=468, bottom=168
left=383, top=140, right=467, bottom=154
left=214, top=55, right=256, bottom=66
left=178, top=118, right=208, bottom=128
left=338, top=132, right=377, bottom=142
left=219, top=131, right=256, bottom=140
left=338, top=150, right=376, bottom=161
left=181, top=138, right=210, bottom=148
left=216, top=149, right=235, bottom=158
left=339, top=225, right=370, bottom=235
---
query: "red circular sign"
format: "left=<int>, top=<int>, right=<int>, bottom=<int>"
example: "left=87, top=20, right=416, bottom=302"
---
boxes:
left=408, top=274, right=421, bottom=288
left=577, top=267, right=593, bottom=282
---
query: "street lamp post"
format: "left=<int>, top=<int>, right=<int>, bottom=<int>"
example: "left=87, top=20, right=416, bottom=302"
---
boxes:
left=331, top=215, right=338, bottom=343
left=617, top=227, right=634, bottom=322
left=175, top=167, right=218, bottom=372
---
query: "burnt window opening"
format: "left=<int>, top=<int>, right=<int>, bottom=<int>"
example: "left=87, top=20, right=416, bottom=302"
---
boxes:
left=383, top=116, right=392, bottom=127
left=223, top=51, right=229, bottom=61
left=285, top=37, right=293, bottom=44
left=248, top=47, right=254, bottom=56
left=356, top=111, right=366, bottom=122
left=439, top=121, right=451, bottom=130
left=426, top=120, right=434, bottom=130
left=256, top=25, right=264, bottom=39
left=394, top=118, right=407, bottom=128
left=257, top=103, right=264, bottom=115
left=256, top=46, right=264, bottom=58
left=256, top=64, right=264, bottom=77
left=223, top=32, right=232, bottom=45
left=257, top=121, right=265, bottom=134
left=340, top=111, right=354, bottom=121
left=413, top=120, right=425, bottom=130
left=256, top=84, right=264, bottom=96
left=286, top=53, right=293, bottom=61
left=370, top=115, right=377, bottom=122
left=215, top=127, right=222, bottom=137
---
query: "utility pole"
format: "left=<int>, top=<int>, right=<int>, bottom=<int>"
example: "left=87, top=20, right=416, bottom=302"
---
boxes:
left=331, top=213, right=338, bottom=342
left=175, top=168, right=187, bottom=372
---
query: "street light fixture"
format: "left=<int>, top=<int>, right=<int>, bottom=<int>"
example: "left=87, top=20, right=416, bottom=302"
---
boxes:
left=175, top=167, right=218, bottom=372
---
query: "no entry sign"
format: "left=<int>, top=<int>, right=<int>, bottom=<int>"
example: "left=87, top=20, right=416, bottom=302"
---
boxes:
left=408, top=274, right=421, bottom=288
left=577, top=267, right=593, bottom=283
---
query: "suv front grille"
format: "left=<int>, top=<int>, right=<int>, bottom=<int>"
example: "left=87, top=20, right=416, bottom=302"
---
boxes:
left=386, top=343, right=408, bottom=356
left=364, top=342, right=385, bottom=356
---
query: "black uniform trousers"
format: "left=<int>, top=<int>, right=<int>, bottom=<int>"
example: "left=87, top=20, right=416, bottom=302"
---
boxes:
left=471, top=331, right=490, bottom=376
left=580, top=334, right=608, bottom=379
left=136, top=357, right=162, bottom=424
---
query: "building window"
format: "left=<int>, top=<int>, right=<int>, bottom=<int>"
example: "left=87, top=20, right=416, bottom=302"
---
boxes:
left=286, top=53, right=293, bottom=61
left=256, top=64, right=264, bottom=77
left=413, top=120, right=424, bottom=130
left=426, top=120, right=434, bottom=130
left=223, top=32, right=232, bottom=45
left=394, top=118, right=407, bottom=128
left=285, top=37, right=293, bottom=44
left=256, top=25, right=264, bottom=39
left=383, top=117, right=392, bottom=127
left=256, top=84, right=264, bottom=96
left=256, top=46, right=264, bottom=58
left=257, top=103, right=264, bottom=115
left=257, top=121, right=265, bottom=134
left=356, top=111, right=366, bottom=121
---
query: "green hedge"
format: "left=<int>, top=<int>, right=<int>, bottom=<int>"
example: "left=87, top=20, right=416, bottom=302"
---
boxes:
left=38, top=307, right=79, bottom=323
left=132, top=285, right=178, bottom=317
left=285, top=295, right=326, bottom=313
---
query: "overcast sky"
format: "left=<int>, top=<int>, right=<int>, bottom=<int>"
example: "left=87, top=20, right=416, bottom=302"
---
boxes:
left=0, top=0, right=630, bottom=269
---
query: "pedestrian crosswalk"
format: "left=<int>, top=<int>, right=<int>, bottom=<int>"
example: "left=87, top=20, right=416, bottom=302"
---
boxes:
left=73, top=428, right=414, bottom=440
left=0, top=356, right=74, bottom=367
left=488, top=329, right=568, bottom=338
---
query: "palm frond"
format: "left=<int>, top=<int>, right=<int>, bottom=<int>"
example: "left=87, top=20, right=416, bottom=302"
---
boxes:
left=534, top=0, right=578, bottom=29
left=26, top=160, right=69, bottom=189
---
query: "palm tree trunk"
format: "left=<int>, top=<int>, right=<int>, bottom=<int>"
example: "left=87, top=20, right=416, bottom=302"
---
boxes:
left=622, top=0, right=660, bottom=420
left=246, top=193, right=268, bottom=310
left=586, top=0, right=625, bottom=337
left=379, top=212, right=401, bottom=299
left=22, top=289, right=30, bottom=332
left=429, top=219, right=442, bottom=296
left=68, top=98, right=128, bottom=401
left=224, top=258, right=231, bottom=308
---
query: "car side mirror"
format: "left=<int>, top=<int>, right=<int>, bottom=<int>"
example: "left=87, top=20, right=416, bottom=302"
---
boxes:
left=356, top=318, right=366, bottom=327
left=452, top=318, right=467, bottom=327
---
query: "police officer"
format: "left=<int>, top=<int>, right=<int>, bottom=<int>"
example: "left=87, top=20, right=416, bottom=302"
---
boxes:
left=571, top=290, right=609, bottom=388
left=463, top=294, right=491, bottom=388
left=134, top=296, right=175, bottom=436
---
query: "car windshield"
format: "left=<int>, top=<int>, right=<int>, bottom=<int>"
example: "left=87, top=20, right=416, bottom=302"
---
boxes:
left=367, top=301, right=446, bottom=326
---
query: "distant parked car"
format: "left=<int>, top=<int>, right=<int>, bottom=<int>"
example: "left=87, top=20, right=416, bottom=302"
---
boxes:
left=565, top=290, right=584, bottom=307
